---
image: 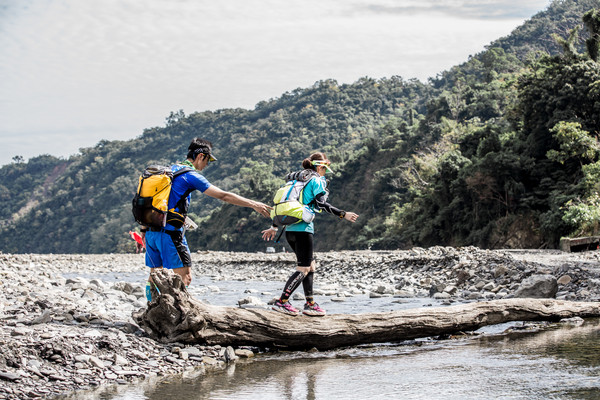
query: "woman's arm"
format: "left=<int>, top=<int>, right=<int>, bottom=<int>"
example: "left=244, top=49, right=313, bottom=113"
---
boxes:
left=313, top=192, right=359, bottom=222
left=313, top=192, right=345, bottom=217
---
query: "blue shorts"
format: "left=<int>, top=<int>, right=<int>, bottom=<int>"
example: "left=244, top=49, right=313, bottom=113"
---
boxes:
left=145, top=230, right=192, bottom=269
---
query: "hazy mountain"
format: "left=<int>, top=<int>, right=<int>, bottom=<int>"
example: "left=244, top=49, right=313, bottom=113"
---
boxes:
left=1, top=0, right=598, bottom=253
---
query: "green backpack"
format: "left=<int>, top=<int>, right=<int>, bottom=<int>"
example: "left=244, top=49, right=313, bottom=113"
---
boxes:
left=270, top=170, right=318, bottom=226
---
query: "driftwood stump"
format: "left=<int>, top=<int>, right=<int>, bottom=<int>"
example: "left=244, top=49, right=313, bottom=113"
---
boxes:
left=132, top=269, right=600, bottom=350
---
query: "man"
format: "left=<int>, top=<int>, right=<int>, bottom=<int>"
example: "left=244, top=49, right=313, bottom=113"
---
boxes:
left=142, top=137, right=271, bottom=300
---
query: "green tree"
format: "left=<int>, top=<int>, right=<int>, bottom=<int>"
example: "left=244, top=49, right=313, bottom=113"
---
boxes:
left=583, top=8, right=600, bottom=61
left=546, top=121, right=599, bottom=165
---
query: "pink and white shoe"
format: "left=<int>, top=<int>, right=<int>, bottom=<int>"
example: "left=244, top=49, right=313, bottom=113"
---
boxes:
left=272, top=300, right=300, bottom=316
left=303, top=302, right=326, bottom=317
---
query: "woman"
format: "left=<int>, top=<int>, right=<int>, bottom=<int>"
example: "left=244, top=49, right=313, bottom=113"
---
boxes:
left=262, top=152, right=359, bottom=316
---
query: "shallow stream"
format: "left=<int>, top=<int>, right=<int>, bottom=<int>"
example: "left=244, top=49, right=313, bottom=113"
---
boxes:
left=62, top=274, right=600, bottom=400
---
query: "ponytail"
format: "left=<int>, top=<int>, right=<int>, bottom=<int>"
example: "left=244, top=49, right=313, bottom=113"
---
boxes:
left=302, top=152, right=327, bottom=171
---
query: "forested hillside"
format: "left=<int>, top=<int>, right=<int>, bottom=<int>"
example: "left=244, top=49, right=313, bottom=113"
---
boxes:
left=1, top=0, right=599, bottom=253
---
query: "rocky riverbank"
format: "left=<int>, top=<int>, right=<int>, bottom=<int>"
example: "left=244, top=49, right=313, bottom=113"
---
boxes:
left=1, top=247, right=599, bottom=399
left=196, top=246, right=600, bottom=303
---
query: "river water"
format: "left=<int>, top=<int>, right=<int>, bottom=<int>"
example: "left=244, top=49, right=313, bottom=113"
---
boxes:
left=64, top=275, right=600, bottom=400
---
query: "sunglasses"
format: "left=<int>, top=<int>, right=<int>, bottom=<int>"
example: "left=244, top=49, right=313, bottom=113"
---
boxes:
left=312, top=160, right=333, bottom=173
left=312, top=160, right=331, bottom=167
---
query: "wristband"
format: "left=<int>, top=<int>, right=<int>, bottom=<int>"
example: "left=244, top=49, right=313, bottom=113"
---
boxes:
left=340, top=211, right=346, bottom=219
left=269, top=226, right=278, bottom=232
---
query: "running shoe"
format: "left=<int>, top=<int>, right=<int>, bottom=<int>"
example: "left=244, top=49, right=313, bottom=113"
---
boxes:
left=303, top=302, right=326, bottom=317
left=272, top=300, right=300, bottom=316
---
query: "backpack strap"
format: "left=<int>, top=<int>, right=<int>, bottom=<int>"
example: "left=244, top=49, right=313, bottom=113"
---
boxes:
left=171, top=167, right=194, bottom=210
left=136, top=176, right=145, bottom=196
left=172, top=166, right=193, bottom=178
left=274, top=225, right=286, bottom=243
left=299, top=175, right=319, bottom=206
left=283, top=180, right=297, bottom=202
left=166, top=167, right=195, bottom=228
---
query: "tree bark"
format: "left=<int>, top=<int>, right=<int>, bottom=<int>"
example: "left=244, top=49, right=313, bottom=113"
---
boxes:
left=132, top=269, right=600, bottom=351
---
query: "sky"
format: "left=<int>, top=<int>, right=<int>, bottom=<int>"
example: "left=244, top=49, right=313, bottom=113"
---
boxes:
left=0, top=0, right=551, bottom=166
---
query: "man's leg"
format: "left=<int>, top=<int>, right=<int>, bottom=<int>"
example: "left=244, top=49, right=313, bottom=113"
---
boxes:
left=146, top=268, right=162, bottom=301
left=144, top=231, right=163, bottom=301
left=163, top=230, right=193, bottom=286
left=172, top=266, right=192, bottom=286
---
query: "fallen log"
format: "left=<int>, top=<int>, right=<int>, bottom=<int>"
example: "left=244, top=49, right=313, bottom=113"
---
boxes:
left=132, top=269, right=600, bottom=351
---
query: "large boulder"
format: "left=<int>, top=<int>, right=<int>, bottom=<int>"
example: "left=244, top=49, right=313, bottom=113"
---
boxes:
left=514, top=274, right=558, bottom=298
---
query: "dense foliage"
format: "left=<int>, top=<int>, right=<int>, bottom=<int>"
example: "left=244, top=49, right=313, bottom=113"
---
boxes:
left=381, top=4, right=600, bottom=249
left=2, top=0, right=600, bottom=253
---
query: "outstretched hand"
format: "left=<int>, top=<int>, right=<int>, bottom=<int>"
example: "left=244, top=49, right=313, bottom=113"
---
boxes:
left=344, top=211, right=359, bottom=223
left=254, top=202, right=272, bottom=218
left=262, top=228, right=277, bottom=241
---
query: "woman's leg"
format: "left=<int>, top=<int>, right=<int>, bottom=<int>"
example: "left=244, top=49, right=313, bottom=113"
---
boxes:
left=301, top=256, right=325, bottom=316
left=302, top=258, right=318, bottom=302
left=278, top=231, right=313, bottom=302
left=302, top=270, right=314, bottom=304
left=273, top=232, right=313, bottom=315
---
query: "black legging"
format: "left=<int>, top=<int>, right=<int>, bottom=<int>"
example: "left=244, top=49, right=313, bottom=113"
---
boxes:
left=280, top=231, right=315, bottom=301
left=285, top=231, right=313, bottom=266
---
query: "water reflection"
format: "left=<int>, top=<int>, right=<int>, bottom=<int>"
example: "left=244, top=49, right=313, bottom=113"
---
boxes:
left=139, top=360, right=323, bottom=400
left=480, top=320, right=600, bottom=367
left=92, top=319, right=600, bottom=400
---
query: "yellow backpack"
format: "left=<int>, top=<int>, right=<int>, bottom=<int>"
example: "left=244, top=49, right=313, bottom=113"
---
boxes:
left=132, top=165, right=192, bottom=229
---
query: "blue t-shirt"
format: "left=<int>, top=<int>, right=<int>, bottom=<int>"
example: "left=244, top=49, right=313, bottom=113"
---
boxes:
left=164, top=164, right=211, bottom=230
left=286, top=176, right=327, bottom=234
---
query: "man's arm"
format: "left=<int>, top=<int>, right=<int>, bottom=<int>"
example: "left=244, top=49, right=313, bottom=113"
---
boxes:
left=204, top=186, right=271, bottom=217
